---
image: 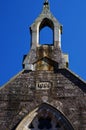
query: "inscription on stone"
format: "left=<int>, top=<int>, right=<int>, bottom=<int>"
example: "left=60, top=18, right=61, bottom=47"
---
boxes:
left=36, top=82, right=51, bottom=90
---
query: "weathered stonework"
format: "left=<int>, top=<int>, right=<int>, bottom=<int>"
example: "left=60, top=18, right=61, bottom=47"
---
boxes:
left=0, top=1, right=86, bottom=130
left=0, top=69, right=86, bottom=130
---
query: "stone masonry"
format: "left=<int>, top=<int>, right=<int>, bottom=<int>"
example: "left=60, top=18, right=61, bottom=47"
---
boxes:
left=0, top=1, right=86, bottom=130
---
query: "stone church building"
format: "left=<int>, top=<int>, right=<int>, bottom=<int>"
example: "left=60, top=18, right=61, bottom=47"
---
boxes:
left=0, top=1, right=86, bottom=130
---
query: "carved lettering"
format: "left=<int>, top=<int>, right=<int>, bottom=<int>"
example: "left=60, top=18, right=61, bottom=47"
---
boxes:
left=36, top=82, right=51, bottom=90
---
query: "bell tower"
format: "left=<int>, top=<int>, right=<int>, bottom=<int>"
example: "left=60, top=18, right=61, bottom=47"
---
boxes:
left=23, top=0, right=68, bottom=71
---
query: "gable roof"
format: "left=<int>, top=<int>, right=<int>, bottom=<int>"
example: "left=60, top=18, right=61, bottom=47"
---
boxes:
left=59, top=68, right=86, bottom=92
left=0, top=68, right=86, bottom=93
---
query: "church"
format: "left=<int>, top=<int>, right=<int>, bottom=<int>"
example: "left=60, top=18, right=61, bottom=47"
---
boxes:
left=0, top=1, right=86, bottom=130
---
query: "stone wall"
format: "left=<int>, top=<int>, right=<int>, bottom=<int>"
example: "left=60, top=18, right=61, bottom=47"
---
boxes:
left=0, top=69, right=86, bottom=130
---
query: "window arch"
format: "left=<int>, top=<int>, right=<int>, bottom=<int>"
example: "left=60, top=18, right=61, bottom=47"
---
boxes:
left=16, top=103, right=74, bottom=130
left=39, top=18, right=54, bottom=45
left=39, top=18, right=54, bottom=30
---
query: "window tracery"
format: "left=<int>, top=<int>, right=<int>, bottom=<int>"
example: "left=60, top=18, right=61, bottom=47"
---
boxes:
left=16, top=104, right=74, bottom=130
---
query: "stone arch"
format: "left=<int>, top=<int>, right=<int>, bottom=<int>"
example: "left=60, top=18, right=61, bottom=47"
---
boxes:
left=16, top=103, right=74, bottom=130
left=30, top=14, right=62, bottom=48
left=39, top=18, right=54, bottom=45
left=39, top=18, right=54, bottom=30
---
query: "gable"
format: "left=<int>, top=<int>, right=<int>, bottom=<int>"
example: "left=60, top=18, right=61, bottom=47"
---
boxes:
left=0, top=68, right=86, bottom=129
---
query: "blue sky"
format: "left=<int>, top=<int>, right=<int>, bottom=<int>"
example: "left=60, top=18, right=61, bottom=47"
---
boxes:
left=0, top=0, right=86, bottom=86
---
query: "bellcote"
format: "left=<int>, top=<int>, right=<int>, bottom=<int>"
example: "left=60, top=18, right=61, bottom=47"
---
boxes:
left=30, top=0, right=62, bottom=48
left=23, top=1, right=68, bottom=71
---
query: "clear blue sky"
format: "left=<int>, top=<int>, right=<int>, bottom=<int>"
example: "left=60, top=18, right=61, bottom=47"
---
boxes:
left=0, top=0, right=86, bottom=86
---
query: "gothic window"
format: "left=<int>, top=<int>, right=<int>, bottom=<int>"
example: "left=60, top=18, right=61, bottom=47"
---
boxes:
left=16, top=103, right=74, bottom=130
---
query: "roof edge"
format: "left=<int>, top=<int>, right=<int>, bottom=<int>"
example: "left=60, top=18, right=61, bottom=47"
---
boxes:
left=65, top=68, right=86, bottom=84
left=0, top=69, right=25, bottom=90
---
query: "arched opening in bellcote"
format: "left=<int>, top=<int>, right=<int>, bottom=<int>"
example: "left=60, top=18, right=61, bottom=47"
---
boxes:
left=39, top=18, right=54, bottom=45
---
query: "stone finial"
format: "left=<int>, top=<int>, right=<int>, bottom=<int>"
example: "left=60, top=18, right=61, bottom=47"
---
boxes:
left=44, top=0, right=48, bottom=3
left=43, top=0, right=50, bottom=13
left=44, top=0, right=49, bottom=5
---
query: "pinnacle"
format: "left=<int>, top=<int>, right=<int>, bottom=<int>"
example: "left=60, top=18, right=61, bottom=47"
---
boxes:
left=44, top=0, right=49, bottom=5
left=45, top=0, right=48, bottom=3
left=43, top=0, right=50, bottom=9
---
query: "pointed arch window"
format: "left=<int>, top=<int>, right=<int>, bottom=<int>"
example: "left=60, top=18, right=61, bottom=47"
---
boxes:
left=16, top=103, right=74, bottom=130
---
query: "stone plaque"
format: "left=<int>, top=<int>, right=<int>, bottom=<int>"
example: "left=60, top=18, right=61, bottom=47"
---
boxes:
left=36, top=82, right=51, bottom=90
